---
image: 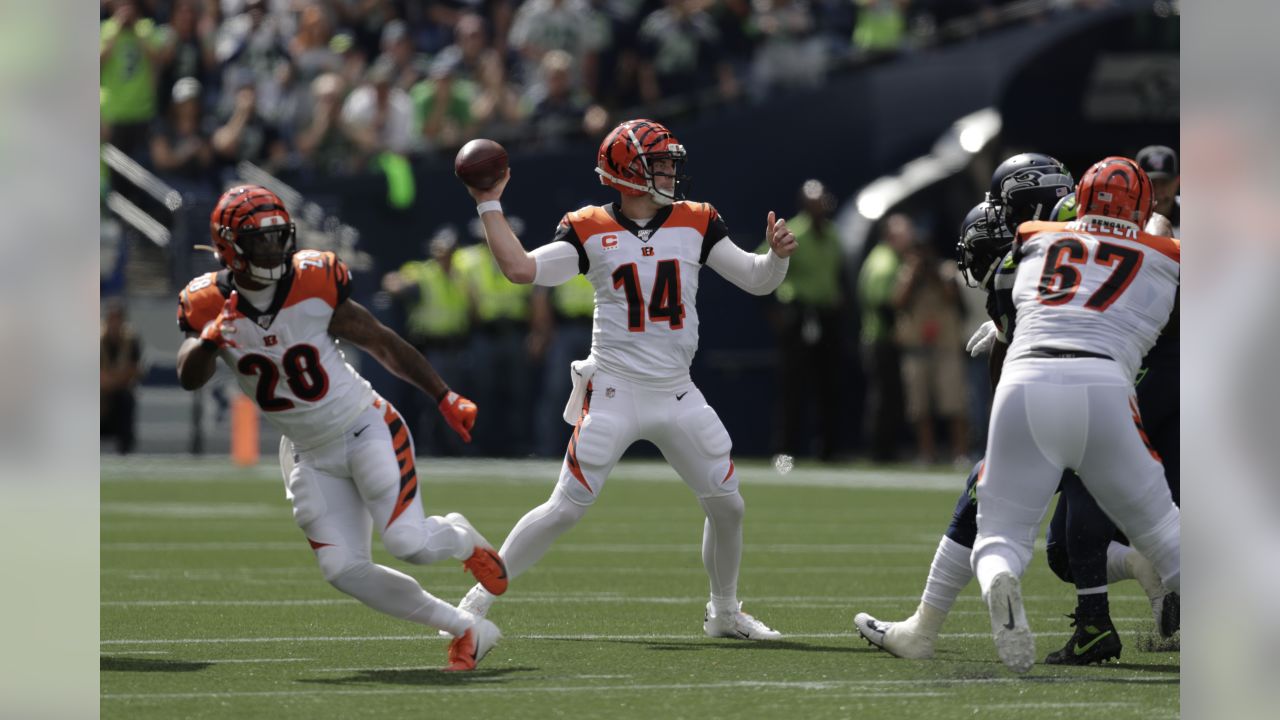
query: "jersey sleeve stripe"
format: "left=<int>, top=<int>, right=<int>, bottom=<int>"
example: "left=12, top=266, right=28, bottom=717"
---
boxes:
left=1133, top=233, right=1180, bottom=263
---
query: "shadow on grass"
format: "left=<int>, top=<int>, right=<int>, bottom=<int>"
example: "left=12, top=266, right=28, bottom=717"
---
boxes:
left=100, top=656, right=213, bottom=673
left=299, top=666, right=537, bottom=687
left=562, top=638, right=865, bottom=655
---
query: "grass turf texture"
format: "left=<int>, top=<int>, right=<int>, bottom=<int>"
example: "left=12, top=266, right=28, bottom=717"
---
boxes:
left=102, top=457, right=1178, bottom=719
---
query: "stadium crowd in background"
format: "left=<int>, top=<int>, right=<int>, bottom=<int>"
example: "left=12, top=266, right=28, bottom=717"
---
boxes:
left=103, top=0, right=1067, bottom=187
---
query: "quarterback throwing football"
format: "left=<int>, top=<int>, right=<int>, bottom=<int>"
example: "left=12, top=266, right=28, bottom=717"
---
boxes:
left=454, top=119, right=796, bottom=639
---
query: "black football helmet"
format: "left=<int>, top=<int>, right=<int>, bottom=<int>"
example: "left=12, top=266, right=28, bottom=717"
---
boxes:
left=989, top=153, right=1074, bottom=231
left=956, top=200, right=1014, bottom=289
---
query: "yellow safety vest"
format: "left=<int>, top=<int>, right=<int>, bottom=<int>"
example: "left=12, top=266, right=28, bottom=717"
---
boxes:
left=401, top=259, right=470, bottom=339
left=552, top=274, right=595, bottom=319
left=457, top=245, right=531, bottom=323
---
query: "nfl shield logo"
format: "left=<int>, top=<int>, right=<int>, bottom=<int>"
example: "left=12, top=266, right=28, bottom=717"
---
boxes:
left=606, top=387, right=616, bottom=398
left=257, top=315, right=274, bottom=329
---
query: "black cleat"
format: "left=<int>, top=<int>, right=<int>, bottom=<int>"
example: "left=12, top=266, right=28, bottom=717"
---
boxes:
left=1044, top=613, right=1122, bottom=665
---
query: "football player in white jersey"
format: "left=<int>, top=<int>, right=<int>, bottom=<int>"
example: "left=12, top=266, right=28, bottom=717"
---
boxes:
left=971, top=157, right=1181, bottom=673
left=450, top=118, right=797, bottom=639
left=176, top=185, right=508, bottom=671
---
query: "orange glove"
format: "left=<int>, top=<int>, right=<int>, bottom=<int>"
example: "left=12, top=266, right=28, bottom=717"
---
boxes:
left=438, top=390, right=477, bottom=442
left=200, top=291, right=241, bottom=349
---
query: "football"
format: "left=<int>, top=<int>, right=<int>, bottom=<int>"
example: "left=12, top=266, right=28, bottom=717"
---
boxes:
left=454, top=139, right=509, bottom=190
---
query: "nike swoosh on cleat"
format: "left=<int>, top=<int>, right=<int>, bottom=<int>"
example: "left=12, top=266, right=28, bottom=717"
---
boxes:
left=1004, top=598, right=1016, bottom=630
left=1073, top=630, right=1114, bottom=656
left=676, top=392, right=688, bottom=401
left=353, top=425, right=371, bottom=437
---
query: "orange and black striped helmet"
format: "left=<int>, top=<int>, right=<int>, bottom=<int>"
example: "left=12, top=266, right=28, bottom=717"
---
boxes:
left=1076, top=157, right=1154, bottom=229
left=595, top=119, right=687, bottom=205
left=209, top=184, right=296, bottom=281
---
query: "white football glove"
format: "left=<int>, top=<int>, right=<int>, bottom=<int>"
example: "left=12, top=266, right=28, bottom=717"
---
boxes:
left=966, top=321, right=998, bottom=358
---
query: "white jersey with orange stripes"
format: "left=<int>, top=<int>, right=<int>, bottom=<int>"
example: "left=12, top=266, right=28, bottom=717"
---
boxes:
left=177, top=250, right=374, bottom=449
left=550, top=201, right=730, bottom=384
left=1007, top=219, right=1180, bottom=380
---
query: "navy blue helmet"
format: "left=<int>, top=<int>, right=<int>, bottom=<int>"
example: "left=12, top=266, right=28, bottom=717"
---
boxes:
left=956, top=200, right=1014, bottom=289
left=989, top=153, right=1074, bottom=231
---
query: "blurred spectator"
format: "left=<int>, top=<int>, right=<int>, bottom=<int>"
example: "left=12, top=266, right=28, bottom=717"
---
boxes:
left=510, top=0, right=611, bottom=97
left=295, top=72, right=358, bottom=175
left=892, top=233, right=968, bottom=465
left=214, top=0, right=291, bottom=116
left=342, top=58, right=417, bottom=161
left=101, top=301, right=143, bottom=455
left=157, top=0, right=218, bottom=116
left=376, top=19, right=433, bottom=92
left=433, top=13, right=492, bottom=85
left=748, top=0, right=827, bottom=100
left=1136, top=144, right=1180, bottom=236
left=852, top=0, right=908, bottom=56
left=858, top=212, right=912, bottom=461
left=470, top=48, right=527, bottom=139
left=381, top=228, right=473, bottom=455
left=530, top=275, right=596, bottom=457
left=150, top=77, right=215, bottom=186
left=330, top=31, right=370, bottom=91
left=330, top=0, right=398, bottom=59
left=762, top=179, right=847, bottom=460
left=101, top=0, right=169, bottom=159
left=411, top=56, right=476, bottom=151
left=523, top=50, right=606, bottom=146
left=457, top=241, right=535, bottom=456
left=211, top=75, right=289, bottom=174
left=638, top=0, right=738, bottom=107
left=288, top=2, right=342, bottom=83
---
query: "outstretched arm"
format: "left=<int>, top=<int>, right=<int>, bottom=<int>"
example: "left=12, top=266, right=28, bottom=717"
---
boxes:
left=466, top=169, right=537, bottom=284
left=705, top=211, right=796, bottom=296
left=329, top=299, right=449, bottom=400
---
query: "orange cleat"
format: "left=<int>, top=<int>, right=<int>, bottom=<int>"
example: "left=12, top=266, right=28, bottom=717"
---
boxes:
left=443, top=616, right=501, bottom=671
left=446, top=512, right=509, bottom=595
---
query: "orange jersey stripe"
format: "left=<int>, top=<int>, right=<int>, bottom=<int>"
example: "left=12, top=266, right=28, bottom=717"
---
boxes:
left=666, top=201, right=714, bottom=233
left=177, top=273, right=227, bottom=333
left=565, top=207, right=623, bottom=242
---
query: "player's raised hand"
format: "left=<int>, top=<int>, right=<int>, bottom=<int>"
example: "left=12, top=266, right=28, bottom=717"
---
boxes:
left=200, top=290, right=240, bottom=349
left=466, top=167, right=511, bottom=204
left=438, top=390, right=478, bottom=443
left=766, top=211, right=798, bottom=258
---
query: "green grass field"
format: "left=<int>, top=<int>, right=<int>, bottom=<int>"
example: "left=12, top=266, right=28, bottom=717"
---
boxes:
left=101, top=457, right=1178, bottom=719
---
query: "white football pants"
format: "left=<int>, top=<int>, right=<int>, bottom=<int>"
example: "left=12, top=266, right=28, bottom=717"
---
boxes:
left=279, top=396, right=473, bottom=635
left=972, top=358, right=1180, bottom=596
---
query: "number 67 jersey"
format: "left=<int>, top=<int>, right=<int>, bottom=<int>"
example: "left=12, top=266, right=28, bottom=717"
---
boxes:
left=176, top=251, right=374, bottom=449
left=1006, top=219, right=1180, bottom=381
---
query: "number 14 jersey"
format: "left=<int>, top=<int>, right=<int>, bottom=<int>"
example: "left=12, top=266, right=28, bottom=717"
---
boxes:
left=1008, top=219, right=1180, bottom=381
left=176, top=250, right=374, bottom=449
left=552, top=201, right=730, bottom=385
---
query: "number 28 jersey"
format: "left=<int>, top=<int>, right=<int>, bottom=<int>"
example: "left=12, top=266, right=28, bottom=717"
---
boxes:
left=552, top=201, right=729, bottom=384
left=177, top=250, right=374, bottom=449
left=1008, top=220, right=1180, bottom=381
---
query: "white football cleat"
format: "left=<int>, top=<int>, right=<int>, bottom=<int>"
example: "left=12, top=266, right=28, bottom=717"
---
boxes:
left=854, top=612, right=935, bottom=659
left=443, top=613, right=501, bottom=671
left=985, top=571, right=1034, bottom=673
left=439, top=584, right=496, bottom=638
left=703, top=602, right=782, bottom=640
left=1125, top=550, right=1178, bottom=638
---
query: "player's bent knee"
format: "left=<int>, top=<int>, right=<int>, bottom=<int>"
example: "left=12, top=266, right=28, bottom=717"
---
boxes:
left=701, top=491, right=744, bottom=525
left=380, top=523, right=428, bottom=562
left=315, top=545, right=372, bottom=586
left=548, top=489, right=591, bottom=528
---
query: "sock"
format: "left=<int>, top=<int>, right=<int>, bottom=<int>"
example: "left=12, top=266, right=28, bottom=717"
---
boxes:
left=700, top=493, right=745, bottom=614
left=498, top=488, right=589, bottom=580
left=1106, top=541, right=1135, bottom=583
left=972, top=544, right=1017, bottom=596
left=1076, top=587, right=1110, bottom=619
left=328, top=560, right=468, bottom=634
left=912, top=601, right=949, bottom=637
left=920, top=536, right=974, bottom=615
